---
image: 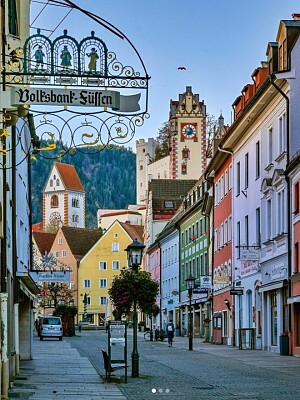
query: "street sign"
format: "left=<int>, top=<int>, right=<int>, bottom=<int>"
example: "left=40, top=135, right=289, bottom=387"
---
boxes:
left=230, top=288, right=244, bottom=295
left=193, top=285, right=208, bottom=294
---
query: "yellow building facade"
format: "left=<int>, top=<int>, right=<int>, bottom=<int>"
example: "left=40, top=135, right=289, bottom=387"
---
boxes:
left=78, top=221, right=143, bottom=325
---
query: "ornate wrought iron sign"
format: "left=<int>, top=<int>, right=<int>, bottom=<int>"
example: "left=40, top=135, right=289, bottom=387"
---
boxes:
left=0, top=28, right=150, bottom=166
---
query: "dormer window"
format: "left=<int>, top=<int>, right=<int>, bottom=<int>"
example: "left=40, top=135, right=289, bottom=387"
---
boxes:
left=164, top=201, right=174, bottom=208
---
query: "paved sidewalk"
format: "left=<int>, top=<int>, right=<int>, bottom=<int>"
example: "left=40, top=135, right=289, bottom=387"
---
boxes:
left=8, top=336, right=126, bottom=400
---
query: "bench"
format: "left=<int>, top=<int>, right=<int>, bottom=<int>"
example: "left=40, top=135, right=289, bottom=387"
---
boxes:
left=101, top=349, right=127, bottom=383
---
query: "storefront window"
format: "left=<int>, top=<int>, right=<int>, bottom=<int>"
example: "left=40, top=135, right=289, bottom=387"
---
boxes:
left=271, top=290, right=278, bottom=346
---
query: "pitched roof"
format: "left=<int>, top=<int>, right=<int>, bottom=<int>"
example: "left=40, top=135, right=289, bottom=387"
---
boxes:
left=101, top=210, right=141, bottom=217
left=33, top=231, right=56, bottom=255
left=119, top=222, right=144, bottom=243
left=61, top=226, right=102, bottom=259
left=149, top=179, right=197, bottom=214
left=55, top=162, right=84, bottom=192
left=32, top=222, right=43, bottom=232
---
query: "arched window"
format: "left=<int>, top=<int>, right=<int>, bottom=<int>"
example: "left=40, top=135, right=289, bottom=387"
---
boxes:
left=182, top=147, right=190, bottom=160
left=51, top=195, right=59, bottom=208
left=56, top=179, right=60, bottom=186
left=50, top=179, right=53, bottom=187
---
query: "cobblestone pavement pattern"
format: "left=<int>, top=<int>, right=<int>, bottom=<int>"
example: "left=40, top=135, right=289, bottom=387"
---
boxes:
left=65, top=330, right=300, bottom=400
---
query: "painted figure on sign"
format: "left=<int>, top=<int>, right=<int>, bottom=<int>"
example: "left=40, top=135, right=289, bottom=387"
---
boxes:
left=86, top=48, right=99, bottom=72
left=34, top=45, right=45, bottom=70
left=60, top=45, right=72, bottom=68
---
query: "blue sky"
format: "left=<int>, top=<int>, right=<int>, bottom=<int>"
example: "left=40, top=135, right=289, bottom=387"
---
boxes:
left=31, top=0, right=300, bottom=145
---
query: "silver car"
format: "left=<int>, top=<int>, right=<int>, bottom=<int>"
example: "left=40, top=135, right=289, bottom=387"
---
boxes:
left=40, top=316, right=63, bottom=341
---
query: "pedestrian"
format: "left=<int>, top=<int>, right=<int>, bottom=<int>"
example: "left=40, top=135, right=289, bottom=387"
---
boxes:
left=165, top=319, right=175, bottom=347
left=78, top=321, right=82, bottom=333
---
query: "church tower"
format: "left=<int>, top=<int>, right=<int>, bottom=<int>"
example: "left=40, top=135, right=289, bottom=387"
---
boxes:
left=42, top=162, right=85, bottom=230
left=169, top=86, right=206, bottom=179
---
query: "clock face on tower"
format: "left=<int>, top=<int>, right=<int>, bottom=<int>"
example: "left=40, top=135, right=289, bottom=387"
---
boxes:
left=182, top=124, right=196, bottom=139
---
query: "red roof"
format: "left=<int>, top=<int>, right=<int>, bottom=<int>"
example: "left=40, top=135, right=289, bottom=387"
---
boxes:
left=55, top=162, right=84, bottom=192
left=32, top=222, right=43, bottom=232
left=33, top=231, right=56, bottom=255
left=119, top=222, right=144, bottom=243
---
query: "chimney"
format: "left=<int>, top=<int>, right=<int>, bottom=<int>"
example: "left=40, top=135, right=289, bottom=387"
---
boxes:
left=292, top=13, right=300, bottom=20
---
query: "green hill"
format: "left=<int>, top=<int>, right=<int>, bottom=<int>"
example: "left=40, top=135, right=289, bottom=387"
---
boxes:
left=31, top=146, right=136, bottom=228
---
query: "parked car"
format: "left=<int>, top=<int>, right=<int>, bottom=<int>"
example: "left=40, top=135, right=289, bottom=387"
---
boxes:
left=40, top=316, right=63, bottom=341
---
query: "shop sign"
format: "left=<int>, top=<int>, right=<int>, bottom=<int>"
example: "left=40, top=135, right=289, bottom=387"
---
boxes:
left=11, top=87, right=141, bottom=112
left=31, top=270, right=70, bottom=282
left=240, top=248, right=260, bottom=260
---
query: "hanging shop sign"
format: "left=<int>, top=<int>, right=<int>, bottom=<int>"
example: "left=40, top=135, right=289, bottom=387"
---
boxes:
left=30, top=270, right=70, bottom=283
left=200, top=276, right=211, bottom=289
left=240, top=248, right=260, bottom=260
left=11, top=88, right=141, bottom=112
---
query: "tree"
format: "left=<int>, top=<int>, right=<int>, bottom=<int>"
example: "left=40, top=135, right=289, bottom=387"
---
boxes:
left=155, top=121, right=170, bottom=160
left=108, top=269, right=159, bottom=319
left=39, top=282, right=75, bottom=309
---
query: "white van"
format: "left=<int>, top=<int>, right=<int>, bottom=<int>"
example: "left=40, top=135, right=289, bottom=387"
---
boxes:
left=40, top=316, right=63, bottom=341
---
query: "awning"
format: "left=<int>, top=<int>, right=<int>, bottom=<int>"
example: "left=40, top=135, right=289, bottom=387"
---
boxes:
left=259, top=281, right=285, bottom=293
left=287, top=296, right=300, bottom=304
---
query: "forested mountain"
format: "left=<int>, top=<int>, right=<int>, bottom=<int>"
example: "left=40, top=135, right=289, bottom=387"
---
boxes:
left=31, top=146, right=136, bottom=228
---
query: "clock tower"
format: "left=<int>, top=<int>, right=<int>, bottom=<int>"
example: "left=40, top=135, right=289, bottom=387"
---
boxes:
left=169, top=86, right=206, bottom=179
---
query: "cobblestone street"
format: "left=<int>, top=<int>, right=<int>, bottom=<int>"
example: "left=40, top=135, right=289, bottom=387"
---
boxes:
left=66, top=330, right=300, bottom=400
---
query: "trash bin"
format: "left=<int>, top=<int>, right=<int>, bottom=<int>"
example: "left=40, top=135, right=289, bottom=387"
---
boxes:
left=280, top=335, right=289, bottom=356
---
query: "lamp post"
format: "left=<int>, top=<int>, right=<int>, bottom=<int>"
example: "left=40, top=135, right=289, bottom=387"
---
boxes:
left=125, top=238, right=145, bottom=378
left=185, top=274, right=196, bottom=351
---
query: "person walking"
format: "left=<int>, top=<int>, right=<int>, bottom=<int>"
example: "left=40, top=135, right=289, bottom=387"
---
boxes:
left=166, top=319, right=175, bottom=347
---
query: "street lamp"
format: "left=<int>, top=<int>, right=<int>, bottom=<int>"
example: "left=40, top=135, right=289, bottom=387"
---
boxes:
left=125, top=238, right=145, bottom=378
left=185, top=274, right=196, bottom=351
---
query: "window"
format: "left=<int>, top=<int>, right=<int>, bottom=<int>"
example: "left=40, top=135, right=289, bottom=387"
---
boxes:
left=100, top=279, right=107, bottom=288
left=164, top=201, right=174, bottom=208
left=72, top=198, right=79, bottom=208
left=50, top=179, right=53, bottom=187
left=215, top=182, right=218, bottom=205
left=225, top=169, right=228, bottom=195
left=112, top=261, right=119, bottom=270
left=294, top=181, right=299, bottom=215
left=271, top=291, right=278, bottom=346
left=68, top=266, right=73, bottom=273
left=277, top=190, right=285, bottom=234
left=236, top=162, right=241, bottom=196
left=181, top=232, right=185, bottom=247
left=228, top=216, right=232, bottom=242
left=256, top=208, right=261, bottom=245
left=182, top=147, right=190, bottom=159
left=62, top=250, right=67, bottom=257
left=72, top=215, right=79, bottom=223
left=256, top=141, right=260, bottom=179
left=56, top=179, right=60, bottom=186
left=224, top=219, right=228, bottom=244
left=245, top=215, right=249, bottom=247
left=112, top=242, right=119, bottom=252
left=181, top=163, right=187, bottom=175
left=268, top=128, right=273, bottom=164
left=55, top=251, right=59, bottom=258
left=84, top=279, right=91, bottom=288
left=229, top=164, right=233, bottom=190
left=214, top=229, right=218, bottom=252
left=58, top=237, right=63, bottom=245
left=295, top=242, right=299, bottom=273
left=220, top=224, right=224, bottom=247
left=86, top=296, right=91, bottom=306
left=279, top=114, right=286, bottom=154
left=245, top=153, right=249, bottom=188
left=99, top=261, right=107, bottom=270
left=267, top=199, right=272, bottom=239
left=237, top=221, right=241, bottom=258
left=100, top=296, right=107, bottom=305
left=200, top=219, right=203, bottom=236
left=8, top=0, right=19, bottom=36
left=51, top=195, right=59, bottom=208
left=221, top=175, right=224, bottom=200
